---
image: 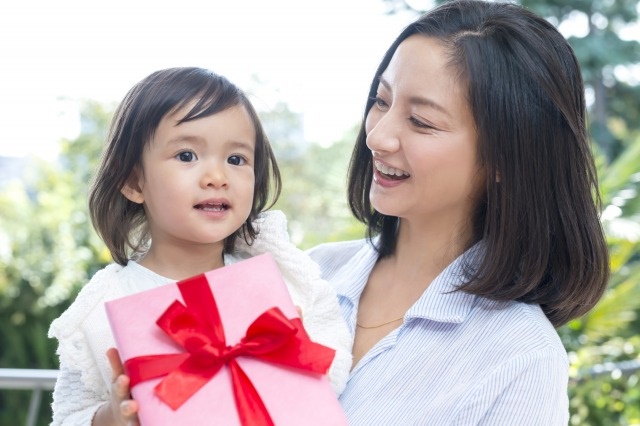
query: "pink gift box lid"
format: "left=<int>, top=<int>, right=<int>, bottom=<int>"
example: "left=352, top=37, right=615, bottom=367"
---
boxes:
left=105, top=253, right=347, bottom=425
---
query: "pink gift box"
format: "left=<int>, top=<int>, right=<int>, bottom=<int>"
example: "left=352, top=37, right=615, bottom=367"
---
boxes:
left=105, top=253, right=347, bottom=425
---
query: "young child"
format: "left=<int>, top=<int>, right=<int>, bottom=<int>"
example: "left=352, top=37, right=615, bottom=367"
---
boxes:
left=48, top=67, right=351, bottom=425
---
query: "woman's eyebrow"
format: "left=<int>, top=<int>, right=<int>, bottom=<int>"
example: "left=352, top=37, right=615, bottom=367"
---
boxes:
left=379, top=75, right=451, bottom=118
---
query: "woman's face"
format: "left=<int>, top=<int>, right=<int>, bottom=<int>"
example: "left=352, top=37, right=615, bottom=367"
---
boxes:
left=365, top=35, right=485, bottom=233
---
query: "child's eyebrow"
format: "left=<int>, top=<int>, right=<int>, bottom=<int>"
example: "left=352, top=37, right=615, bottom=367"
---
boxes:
left=166, top=135, right=254, bottom=152
left=166, top=135, right=204, bottom=146
left=226, top=140, right=255, bottom=152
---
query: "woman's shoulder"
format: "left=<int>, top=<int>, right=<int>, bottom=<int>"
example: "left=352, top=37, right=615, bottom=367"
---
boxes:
left=472, top=297, right=567, bottom=358
left=48, top=263, right=124, bottom=340
left=306, top=239, right=373, bottom=282
left=307, top=239, right=371, bottom=268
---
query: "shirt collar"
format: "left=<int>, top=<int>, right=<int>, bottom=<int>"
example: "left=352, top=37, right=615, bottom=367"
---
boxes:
left=408, top=242, right=484, bottom=323
left=334, top=239, right=379, bottom=306
left=335, top=238, right=484, bottom=325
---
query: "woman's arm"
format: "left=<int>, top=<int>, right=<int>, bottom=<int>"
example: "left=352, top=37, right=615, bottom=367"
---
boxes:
left=455, top=347, right=569, bottom=426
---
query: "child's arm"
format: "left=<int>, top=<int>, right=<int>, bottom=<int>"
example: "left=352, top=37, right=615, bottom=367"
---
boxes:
left=91, top=348, right=139, bottom=426
left=50, top=365, right=108, bottom=425
left=51, top=348, right=139, bottom=426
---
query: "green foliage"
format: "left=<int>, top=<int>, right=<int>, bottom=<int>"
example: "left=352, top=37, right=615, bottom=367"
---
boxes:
left=568, top=337, right=640, bottom=425
left=258, top=101, right=366, bottom=249
left=270, top=124, right=366, bottom=249
left=0, top=101, right=112, bottom=424
left=559, top=134, right=640, bottom=425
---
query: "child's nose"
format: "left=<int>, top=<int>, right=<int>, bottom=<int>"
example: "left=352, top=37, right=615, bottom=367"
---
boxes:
left=201, top=166, right=227, bottom=188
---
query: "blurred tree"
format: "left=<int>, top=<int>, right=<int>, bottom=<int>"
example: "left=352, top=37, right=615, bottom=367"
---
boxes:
left=0, top=100, right=111, bottom=425
left=260, top=102, right=365, bottom=248
left=275, top=127, right=366, bottom=249
left=519, top=0, right=640, bottom=161
left=560, top=136, right=640, bottom=425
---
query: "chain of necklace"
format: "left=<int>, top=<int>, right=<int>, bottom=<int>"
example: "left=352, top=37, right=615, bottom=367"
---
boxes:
left=356, top=316, right=404, bottom=329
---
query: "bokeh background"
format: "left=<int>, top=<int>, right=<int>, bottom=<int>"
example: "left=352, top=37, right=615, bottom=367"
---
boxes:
left=1, top=0, right=639, bottom=424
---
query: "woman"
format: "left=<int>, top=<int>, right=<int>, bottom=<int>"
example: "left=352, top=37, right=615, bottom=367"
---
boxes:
left=309, top=0, right=609, bottom=424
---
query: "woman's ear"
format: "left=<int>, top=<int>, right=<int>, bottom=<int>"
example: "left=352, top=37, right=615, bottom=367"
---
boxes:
left=120, top=169, right=144, bottom=204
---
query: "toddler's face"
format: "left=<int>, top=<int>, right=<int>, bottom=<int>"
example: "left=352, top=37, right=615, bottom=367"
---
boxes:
left=131, top=103, right=256, bottom=252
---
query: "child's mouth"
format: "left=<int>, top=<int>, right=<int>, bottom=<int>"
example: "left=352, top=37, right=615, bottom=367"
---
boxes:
left=195, top=202, right=229, bottom=211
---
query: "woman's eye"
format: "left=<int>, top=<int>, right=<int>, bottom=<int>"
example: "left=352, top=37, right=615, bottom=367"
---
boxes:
left=409, top=116, right=434, bottom=130
left=227, top=155, right=246, bottom=166
left=372, top=96, right=389, bottom=110
left=177, top=151, right=197, bottom=162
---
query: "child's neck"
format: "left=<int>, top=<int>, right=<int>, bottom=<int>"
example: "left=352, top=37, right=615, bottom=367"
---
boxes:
left=137, top=243, right=225, bottom=281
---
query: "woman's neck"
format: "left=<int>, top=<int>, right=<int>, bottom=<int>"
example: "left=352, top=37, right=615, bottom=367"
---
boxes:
left=392, top=217, right=474, bottom=281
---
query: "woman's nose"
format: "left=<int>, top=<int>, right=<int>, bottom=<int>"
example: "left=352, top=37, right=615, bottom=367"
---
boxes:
left=365, top=110, right=401, bottom=154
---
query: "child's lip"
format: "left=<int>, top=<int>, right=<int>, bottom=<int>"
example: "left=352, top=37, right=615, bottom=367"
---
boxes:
left=194, top=198, right=231, bottom=209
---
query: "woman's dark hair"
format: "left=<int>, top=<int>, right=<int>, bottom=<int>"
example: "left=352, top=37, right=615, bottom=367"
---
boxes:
left=347, top=0, right=609, bottom=327
left=89, top=67, right=281, bottom=266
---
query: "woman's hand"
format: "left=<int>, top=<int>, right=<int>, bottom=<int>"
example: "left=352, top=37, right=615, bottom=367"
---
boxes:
left=92, top=348, right=140, bottom=426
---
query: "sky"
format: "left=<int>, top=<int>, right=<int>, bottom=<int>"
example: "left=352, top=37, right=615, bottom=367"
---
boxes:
left=0, top=0, right=420, bottom=159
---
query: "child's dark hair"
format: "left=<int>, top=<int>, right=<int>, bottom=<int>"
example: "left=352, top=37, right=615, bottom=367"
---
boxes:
left=89, top=67, right=281, bottom=265
left=347, top=0, right=609, bottom=327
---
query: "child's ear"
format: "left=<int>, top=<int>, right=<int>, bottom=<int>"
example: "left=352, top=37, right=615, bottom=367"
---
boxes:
left=120, top=169, right=144, bottom=204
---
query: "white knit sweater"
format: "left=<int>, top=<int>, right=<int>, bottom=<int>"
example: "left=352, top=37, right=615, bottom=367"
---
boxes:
left=48, top=210, right=352, bottom=425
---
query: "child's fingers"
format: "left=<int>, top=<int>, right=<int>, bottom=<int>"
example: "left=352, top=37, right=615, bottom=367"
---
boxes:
left=99, top=347, right=139, bottom=425
left=111, top=377, right=139, bottom=424
left=113, top=374, right=131, bottom=400
left=120, top=399, right=139, bottom=417
left=106, top=347, right=125, bottom=379
left=120, top=399, right=140, bottom=426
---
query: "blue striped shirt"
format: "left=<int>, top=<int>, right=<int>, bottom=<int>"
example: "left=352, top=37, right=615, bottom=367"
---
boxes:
left=308, top=238, right=569, bottom=425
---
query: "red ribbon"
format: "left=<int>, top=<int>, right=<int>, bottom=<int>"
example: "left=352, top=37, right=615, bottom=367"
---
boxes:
left=124, top=274, right=336, bottom=426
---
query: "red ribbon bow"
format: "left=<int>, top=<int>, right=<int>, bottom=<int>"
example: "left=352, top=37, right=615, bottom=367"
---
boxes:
left=124, top=274, right=336, bottom=426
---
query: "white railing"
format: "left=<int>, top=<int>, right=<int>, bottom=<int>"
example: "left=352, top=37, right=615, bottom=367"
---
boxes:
left=2, top=361, right=639, bottom=424
left=577, top=359, right=640, bottom=381
left=0, top=369, right=58, bottom=426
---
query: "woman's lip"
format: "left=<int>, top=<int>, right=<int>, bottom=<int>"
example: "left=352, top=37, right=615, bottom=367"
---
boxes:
left=372, top=158, right=410, bottom=188
left=373, top=159, right=410, bottom=178
left=373, top=167, right=407, bottom=188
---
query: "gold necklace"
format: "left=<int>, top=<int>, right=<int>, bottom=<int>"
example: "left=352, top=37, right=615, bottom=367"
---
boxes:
left=356, top=316, right=404, bottom=329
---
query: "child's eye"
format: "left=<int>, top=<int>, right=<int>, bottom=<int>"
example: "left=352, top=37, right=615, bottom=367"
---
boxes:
left=176, top=151, right=197, bottom=162
left=227, top=155, right=246, bottom=166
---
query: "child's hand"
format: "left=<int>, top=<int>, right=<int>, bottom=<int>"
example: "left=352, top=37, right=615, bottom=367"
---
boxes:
left=92, top=348, right=140, bottom=425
